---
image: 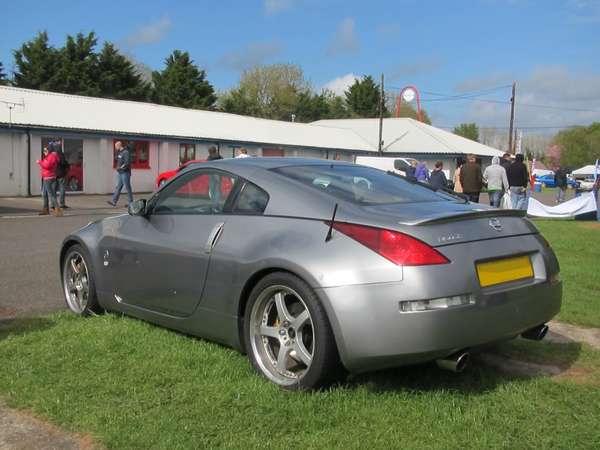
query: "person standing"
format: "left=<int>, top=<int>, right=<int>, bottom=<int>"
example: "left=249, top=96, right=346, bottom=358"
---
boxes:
left=107, top=141, right=133, bottom=207
left=415, top=161, right=429, bottom=182
left=429, top=161, right=448, bottom=190
left=506, top=153, right=529, bottom=210
left=55, top=150, right=71, bottom=209
left=554, top=165, right=568, bottom=204
left=207, top=146, right=223, bottom=161
left=235, top=148, right=250, bottom=158
left=483, top=156, right=509, bottom=207
left=453, top=160, right=464, bottom=193
left=500, top=152, right=512, bottom=171
left=459, top=154, right=483, bottom=203
left=37, top=146, right=62, bottom=216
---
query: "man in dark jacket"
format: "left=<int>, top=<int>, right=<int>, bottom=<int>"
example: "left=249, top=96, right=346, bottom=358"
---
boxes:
left=506, top=153, right=529, bottom=209
left=554, top=165, right=568, bottom=203
left=459, top=154, right=483, bottom=203
left=107, top=141, right=133, bottom=207
left=500, top=152, right=512, bottom=171
left=429, top=160, right=448, bottom=191
left=207, top=146, right=223, bottom=161
left=55, top=150, right=70, bottom=209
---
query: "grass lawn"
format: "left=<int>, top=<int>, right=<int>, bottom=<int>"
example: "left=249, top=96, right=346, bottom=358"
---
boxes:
left=534, top=220, right=600, bottom=328
left=0, top=220, right=599, bottom=449
left=1, top=313, right=599, bottom=450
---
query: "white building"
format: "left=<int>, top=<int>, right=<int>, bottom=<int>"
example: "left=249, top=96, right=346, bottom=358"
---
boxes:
left=0, top=86, right=503, bottom=196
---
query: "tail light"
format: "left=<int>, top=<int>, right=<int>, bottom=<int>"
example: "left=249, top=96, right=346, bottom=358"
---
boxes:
left=331, top=222, right=449, bottom=266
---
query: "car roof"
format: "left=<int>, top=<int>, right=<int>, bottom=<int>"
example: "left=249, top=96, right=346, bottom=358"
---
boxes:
left=186, top=157, right=355, bottom=171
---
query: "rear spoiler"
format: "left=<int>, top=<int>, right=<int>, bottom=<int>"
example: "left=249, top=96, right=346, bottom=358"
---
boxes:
left=400, top=208, right=527, bottom=226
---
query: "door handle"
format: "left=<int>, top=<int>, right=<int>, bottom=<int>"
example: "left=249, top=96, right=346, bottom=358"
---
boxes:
left=204, top=222, right=225, bottom=254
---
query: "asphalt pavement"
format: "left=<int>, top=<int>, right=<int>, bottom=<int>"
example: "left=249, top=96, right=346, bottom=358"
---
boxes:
left=0, top=194, right=128, bottom=320
left=0, top=188, right=569, bottom=321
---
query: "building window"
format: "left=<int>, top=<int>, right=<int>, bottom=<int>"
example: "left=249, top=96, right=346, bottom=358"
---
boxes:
left=179, top=144, right=196, bottom=165
left=113, top=140, right=150, bottom=169
left=262, top=148, right=284, bottom=157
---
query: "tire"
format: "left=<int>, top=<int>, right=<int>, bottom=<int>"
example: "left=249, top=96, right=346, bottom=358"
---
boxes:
left=243, top=272, right=344, bottom=390
left=159, top=179, right=167, bottom=187
left=62, top=244, right=103, bottom=316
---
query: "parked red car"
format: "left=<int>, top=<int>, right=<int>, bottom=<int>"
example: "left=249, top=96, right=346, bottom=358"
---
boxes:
left=66, top=163, right=83, bottom=191
left=155, top=160, right=205, bottom=188
left=155, top=159, right=233, bottom=197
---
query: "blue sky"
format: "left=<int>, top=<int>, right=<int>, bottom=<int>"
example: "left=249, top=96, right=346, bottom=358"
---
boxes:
left=2, top=0, right=600, bottom=131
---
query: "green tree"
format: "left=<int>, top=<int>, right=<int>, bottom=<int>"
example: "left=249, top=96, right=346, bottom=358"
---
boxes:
left=344, top=75, right=387, bottom=118
left=554, top=123, right=600, bottom=168
left=97, top=43, right=150, bottom=101
left=323, top=92, right=350, bottom=119
left=453, top=122, right=479, bottom=142
left=0, top=61, right=8, bottom=85
left=220, top=64, right=308, bottom=120
left=46, top=32, right=99, bottom=96
left=152, top=50, right=216, bottom=109
left=391, top=100, right=432, bottom=124
left=13, top=31, right=59, bottom=89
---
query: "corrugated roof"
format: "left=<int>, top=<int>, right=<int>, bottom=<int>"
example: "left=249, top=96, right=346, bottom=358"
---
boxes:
left=311, top=118, right=504, bottom=157
left=0, top=86, right=503, bottom=157
left=0, top=86, right=370, bottom=151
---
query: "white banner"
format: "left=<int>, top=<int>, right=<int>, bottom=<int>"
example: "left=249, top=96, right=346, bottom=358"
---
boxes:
left=527, top=192, right=597, bottom=218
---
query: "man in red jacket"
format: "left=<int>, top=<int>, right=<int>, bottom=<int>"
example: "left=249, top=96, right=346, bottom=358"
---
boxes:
left=36, top=147, right=62, bottom=216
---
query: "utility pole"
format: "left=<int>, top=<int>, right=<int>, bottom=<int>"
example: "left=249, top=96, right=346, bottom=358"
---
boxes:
left=378, top=73, right=384, bottom=156
left=508, top=82, right=516, bottom=154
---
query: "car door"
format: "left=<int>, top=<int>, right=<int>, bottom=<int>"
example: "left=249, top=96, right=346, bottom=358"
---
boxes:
left=107, top=168, right=238, bottom=317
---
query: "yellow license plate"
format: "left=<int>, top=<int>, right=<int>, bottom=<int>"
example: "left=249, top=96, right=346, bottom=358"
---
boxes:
left=476, top=255, right=533, bottom=287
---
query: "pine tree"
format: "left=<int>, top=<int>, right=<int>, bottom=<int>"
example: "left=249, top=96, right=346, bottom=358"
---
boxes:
left=46, top=32, right=99, bottom=96
left=13, top=31, right=59, bottom=89
left=97, top=43, right=150, bottom=100
left=344, top=75, right=387, bottom=118
left=152, top=50, right=216, bottom=109
left=453, top=123, right=479, bottom=142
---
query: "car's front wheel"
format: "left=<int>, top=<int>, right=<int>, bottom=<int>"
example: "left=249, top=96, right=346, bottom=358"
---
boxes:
left=244, top=272, right=344, bottom=389
left=62, top=245, right=103, bottom=316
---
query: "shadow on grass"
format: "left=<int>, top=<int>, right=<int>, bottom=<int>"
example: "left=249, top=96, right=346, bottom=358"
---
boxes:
left=0, top=317, right=56, bottom=342
left=343, top=340, right=583, bottom=395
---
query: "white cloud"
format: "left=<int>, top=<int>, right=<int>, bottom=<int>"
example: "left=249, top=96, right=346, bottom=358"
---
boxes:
left=122, top=17, right=172, bottom=48
left=264, top=0, right=294, bottom=15
left=218, top=42, right=282, bottom=71
left=457, top=66, right=600, bottom=130
left=321, top=73, right=361, bottom=96
left=327, top=18, right=359, bottom=56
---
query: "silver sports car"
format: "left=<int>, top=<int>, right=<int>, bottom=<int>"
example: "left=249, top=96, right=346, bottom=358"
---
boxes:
left=60, top=158, right=561, bottom=389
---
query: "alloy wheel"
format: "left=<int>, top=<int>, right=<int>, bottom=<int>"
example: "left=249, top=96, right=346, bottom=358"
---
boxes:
left=249, top=285, right=315, bottom=386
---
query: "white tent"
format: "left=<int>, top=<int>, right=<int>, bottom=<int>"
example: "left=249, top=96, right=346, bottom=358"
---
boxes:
left=572, top=165, right=599, bottom=177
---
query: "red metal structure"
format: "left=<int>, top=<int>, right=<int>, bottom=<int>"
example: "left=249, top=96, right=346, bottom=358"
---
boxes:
left=395, top=85, right=423, bottom=122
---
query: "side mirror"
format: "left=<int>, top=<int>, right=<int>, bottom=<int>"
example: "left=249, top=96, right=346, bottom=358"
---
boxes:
left=128, top=199, right=147, bottom=217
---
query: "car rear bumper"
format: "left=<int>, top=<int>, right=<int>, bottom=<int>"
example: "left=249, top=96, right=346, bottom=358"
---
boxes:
left=317, top=279, right=562, bottom=372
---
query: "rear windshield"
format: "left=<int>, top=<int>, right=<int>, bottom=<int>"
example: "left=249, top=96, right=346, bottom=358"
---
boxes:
left=273, top=164, right=450, bottom=205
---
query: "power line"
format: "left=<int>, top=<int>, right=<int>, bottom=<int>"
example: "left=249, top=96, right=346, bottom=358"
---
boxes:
left=388, top=85, right=600, bottom=113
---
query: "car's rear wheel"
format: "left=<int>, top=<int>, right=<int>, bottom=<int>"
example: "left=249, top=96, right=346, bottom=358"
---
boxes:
left=244, top=272, right=344, bottom=389
left=62, top=245, right=103, bottom=316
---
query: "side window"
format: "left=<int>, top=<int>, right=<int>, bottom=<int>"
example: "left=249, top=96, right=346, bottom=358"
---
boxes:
left=232, top=182, right=269, bottom=214
left=152, top=170, right=237, bottom=215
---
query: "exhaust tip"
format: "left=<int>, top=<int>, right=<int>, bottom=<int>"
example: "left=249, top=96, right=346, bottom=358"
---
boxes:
left=521, top=324, right=549, bottom=341
left=436, top=351, right=470, bottom=373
